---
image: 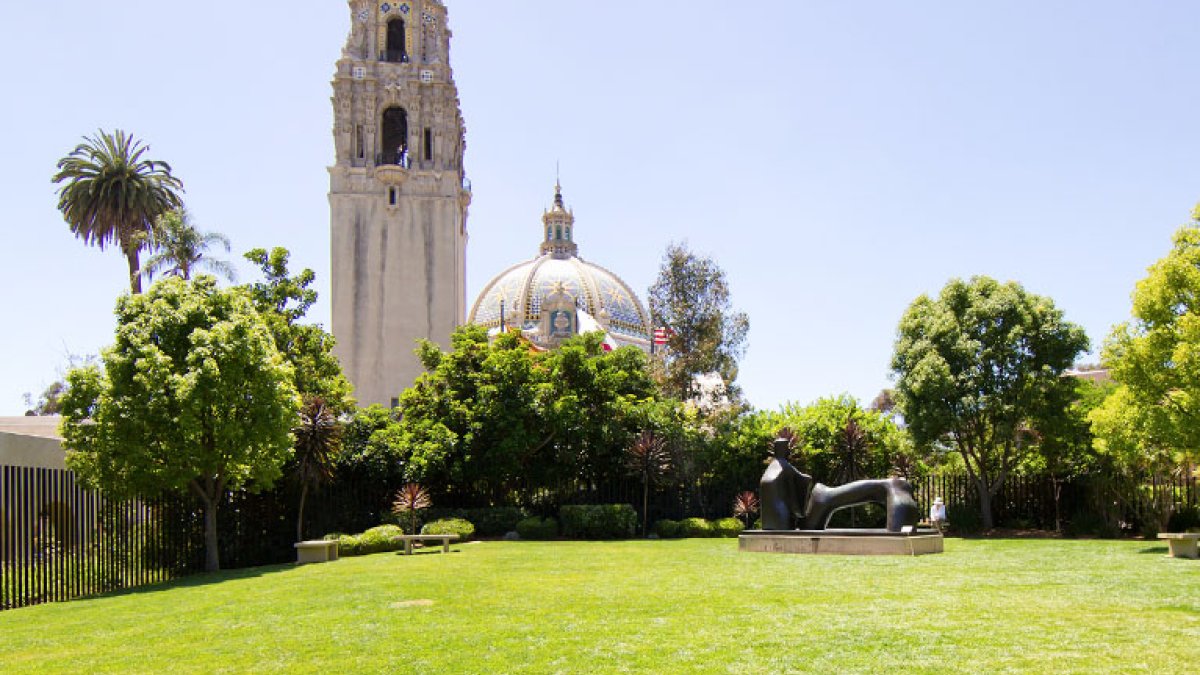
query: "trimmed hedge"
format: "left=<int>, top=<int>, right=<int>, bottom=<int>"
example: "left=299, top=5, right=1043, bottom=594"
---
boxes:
left=654, top=519, right=681, bottom=539
left=516, top=516, right=558, bottom=540
left=712, top=517, right=744, bottom=538
left=421, top=518, right=475, bottom=540
left=334, top=524, right=406, bottom=556
left=559, top=504, right=636, bottom=539
left=678, top=517, right=715, bottom=538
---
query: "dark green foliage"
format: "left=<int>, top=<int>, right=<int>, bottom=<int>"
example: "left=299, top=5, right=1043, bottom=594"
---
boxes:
left=1063, top=510, right=1122, bottom=539
left=945, top=504, right=983, bottom=535
left=423, top=507, right=526, bottom=537
left=678, top=517, right=715, bottom=538
left=712, top=517, right=744, bottom=538
left=828, top=503, right=888, bottom=529
left=515, top=517, right=558, bottom=540
left=421, top=518, right=475, bottom=540
left=1167, top=507, right=1200, bottom=533
left=558, top=504, right=637, bottom=539
left=654, top=519, right=682, bottom=539
left=398, top=326, right=659, bottom=502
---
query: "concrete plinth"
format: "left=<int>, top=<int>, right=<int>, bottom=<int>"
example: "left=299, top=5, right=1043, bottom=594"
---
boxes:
left=739, top=529, right=944, bottom=556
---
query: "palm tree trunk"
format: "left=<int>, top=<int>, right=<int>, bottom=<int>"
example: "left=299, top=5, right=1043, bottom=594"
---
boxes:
left=297, top=483, right=309, bottom=542
left=125, top=247, right=143, bottom=294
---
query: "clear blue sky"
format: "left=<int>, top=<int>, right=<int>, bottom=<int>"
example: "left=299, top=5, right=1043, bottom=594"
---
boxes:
left=2, top=1, right=1198, bottom=415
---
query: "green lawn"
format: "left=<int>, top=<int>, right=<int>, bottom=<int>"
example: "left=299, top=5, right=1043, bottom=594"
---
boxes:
left=1, top=538, right=1197, bottom=673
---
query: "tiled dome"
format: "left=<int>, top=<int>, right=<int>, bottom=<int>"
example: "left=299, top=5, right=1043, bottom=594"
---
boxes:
left=468, top=184, right=651, bottom=348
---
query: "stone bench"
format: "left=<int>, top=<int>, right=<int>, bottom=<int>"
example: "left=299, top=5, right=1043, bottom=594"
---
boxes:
left=397, top=534, right=460, bottom=555
left=1157, top=533, right=1200, bottom=559
left=294, top=539, right=339, bottom=564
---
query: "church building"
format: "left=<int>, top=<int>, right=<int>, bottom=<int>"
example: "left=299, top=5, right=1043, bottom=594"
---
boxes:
left=329, top=1, right=650, bottom=406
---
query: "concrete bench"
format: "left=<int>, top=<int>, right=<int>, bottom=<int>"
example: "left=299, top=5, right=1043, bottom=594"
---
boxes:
left=397, top=534, right=460, bottom=555
left=294, top=539, right=339, bottom=564
left=1157, top=533, right=1200, bottom=559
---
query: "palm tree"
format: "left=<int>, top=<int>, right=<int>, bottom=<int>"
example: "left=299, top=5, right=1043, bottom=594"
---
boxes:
left=625, top=430, right=672, bottom=537
left=142, top=209, right=236, bottom=282
left=293, top=396, right=342, bottom=541
left=52, top=129, right=184, bottom=294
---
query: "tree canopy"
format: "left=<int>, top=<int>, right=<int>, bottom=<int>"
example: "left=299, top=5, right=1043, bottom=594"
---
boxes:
left=242, top=247, right=354, bottom=413
left=393, top=326, right=660, bottom=505
left=647, top=241, right=749, bottom=404
left=891, top=275, right=1088, bottom=529
left=59, top=277, right=298, bottom=571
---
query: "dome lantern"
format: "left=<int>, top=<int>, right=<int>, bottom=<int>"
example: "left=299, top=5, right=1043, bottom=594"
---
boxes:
left=540, top=182, right=578, bottom=259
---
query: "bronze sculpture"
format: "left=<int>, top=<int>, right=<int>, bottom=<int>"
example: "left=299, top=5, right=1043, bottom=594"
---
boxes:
left=758, top=436, right=920, bottom=532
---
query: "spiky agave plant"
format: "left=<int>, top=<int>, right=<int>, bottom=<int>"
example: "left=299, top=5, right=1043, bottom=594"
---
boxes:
left=732, top=491, right=760, bottom=529
left=626, top=430, right=672, bottom=537
left=393, top=483, right=432, bottom=535
left=729, top=487, right=758, bottom=526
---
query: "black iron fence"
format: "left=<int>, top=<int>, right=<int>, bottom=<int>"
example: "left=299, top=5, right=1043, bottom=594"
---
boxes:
left=3, top=463, right=1197, bottom=611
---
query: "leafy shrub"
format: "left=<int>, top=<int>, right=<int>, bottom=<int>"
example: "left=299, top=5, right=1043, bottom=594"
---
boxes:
left=677, top=517, right=715, bottom=538
left=516, top=516, right=558, bottom=540
left=559, top=504, right=637, bottom=539
left=712, top=517, right=744, bottom=538
left=421, top=518, right=475, bottom=540
left=654, top=519, right=681, bottom=539
left=945, top=504, right=982, bottom=535
left=330, top=525, right=405, bottom=557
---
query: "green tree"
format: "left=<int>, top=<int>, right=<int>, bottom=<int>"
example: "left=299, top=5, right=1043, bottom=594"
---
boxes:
left=1090, top=220, right=1200, bottom=530
left=52, top=129, right=184, bottom=294
left=397, top=326, right=660, bottom=505
left=142, top=209, right=236, bottom=282
left=648, top=242, right=749, bottom=403
left=1027, top=378, right=1111, bottom=532
left=58, top=277, right=298, bottom=571
left=243, top=247, right=353, bottom=413
left=891, top=276, right=1089, bottom=529
left=293, top=396, right=342, bottom=541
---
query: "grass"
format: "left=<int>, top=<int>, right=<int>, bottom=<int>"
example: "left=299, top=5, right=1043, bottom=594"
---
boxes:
left=0, top=538, right=1198, bottom=673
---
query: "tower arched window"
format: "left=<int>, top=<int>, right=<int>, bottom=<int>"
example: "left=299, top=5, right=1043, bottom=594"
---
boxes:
left=565, top=227, right=571, bottom=240
left=385, top=19, right=408, bottom=63
left=381, top=107, right=408, bottom=166
left=556, top=226, right=562, bottom=240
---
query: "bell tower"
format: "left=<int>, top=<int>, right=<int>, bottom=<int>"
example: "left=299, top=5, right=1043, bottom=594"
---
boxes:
left=329, top=0, right=471, bottom=406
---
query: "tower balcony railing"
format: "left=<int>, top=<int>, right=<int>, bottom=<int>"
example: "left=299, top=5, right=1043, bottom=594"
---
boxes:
left=376, top=152, right=413, bottom=169
left=379, top=50, right=410, bottom=64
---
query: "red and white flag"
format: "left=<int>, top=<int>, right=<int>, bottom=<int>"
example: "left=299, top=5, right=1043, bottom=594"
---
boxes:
left=653, top=327, right=672, bottom=345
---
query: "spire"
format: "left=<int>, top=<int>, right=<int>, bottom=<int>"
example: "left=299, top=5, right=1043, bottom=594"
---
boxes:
left=541, top=178, right=577, bottom=259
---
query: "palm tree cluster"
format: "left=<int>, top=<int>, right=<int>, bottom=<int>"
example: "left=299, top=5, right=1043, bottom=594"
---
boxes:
left=393, top=483, right=432, bottom=535
left=52, top=129, right=184, bottom=294
left=142, top=209, right=236, bottom=282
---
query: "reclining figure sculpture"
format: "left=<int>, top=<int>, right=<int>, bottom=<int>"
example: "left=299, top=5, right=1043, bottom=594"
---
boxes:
left=759, top=435, right=919, bottom=532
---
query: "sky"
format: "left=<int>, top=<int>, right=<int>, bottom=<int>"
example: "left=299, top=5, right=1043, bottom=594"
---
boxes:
left=2, top=1, right=1199, bottom=415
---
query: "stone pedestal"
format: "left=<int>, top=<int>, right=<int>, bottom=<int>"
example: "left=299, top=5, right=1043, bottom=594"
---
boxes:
left=739, top=529, right=944, bottom=556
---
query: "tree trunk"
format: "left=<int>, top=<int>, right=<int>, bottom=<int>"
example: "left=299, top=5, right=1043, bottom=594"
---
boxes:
left=642, top=479, right=649, bottom=537
left=297, top=483, right=309, bottom=542
left=203, top=496, right=220, bottom=572
left=977, top=483, right=995, bottom=530
left=125, top=247, right=143, bottom=294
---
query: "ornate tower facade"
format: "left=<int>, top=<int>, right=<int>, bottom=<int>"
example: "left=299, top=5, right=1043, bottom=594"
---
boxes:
left=330, top=0, right=470, bottom=406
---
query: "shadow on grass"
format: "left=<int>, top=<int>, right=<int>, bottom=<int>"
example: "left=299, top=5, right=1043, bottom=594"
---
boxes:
left=1138, top=546, right=1170, bottom=555
left=73, top=561, right=297, bottom=604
